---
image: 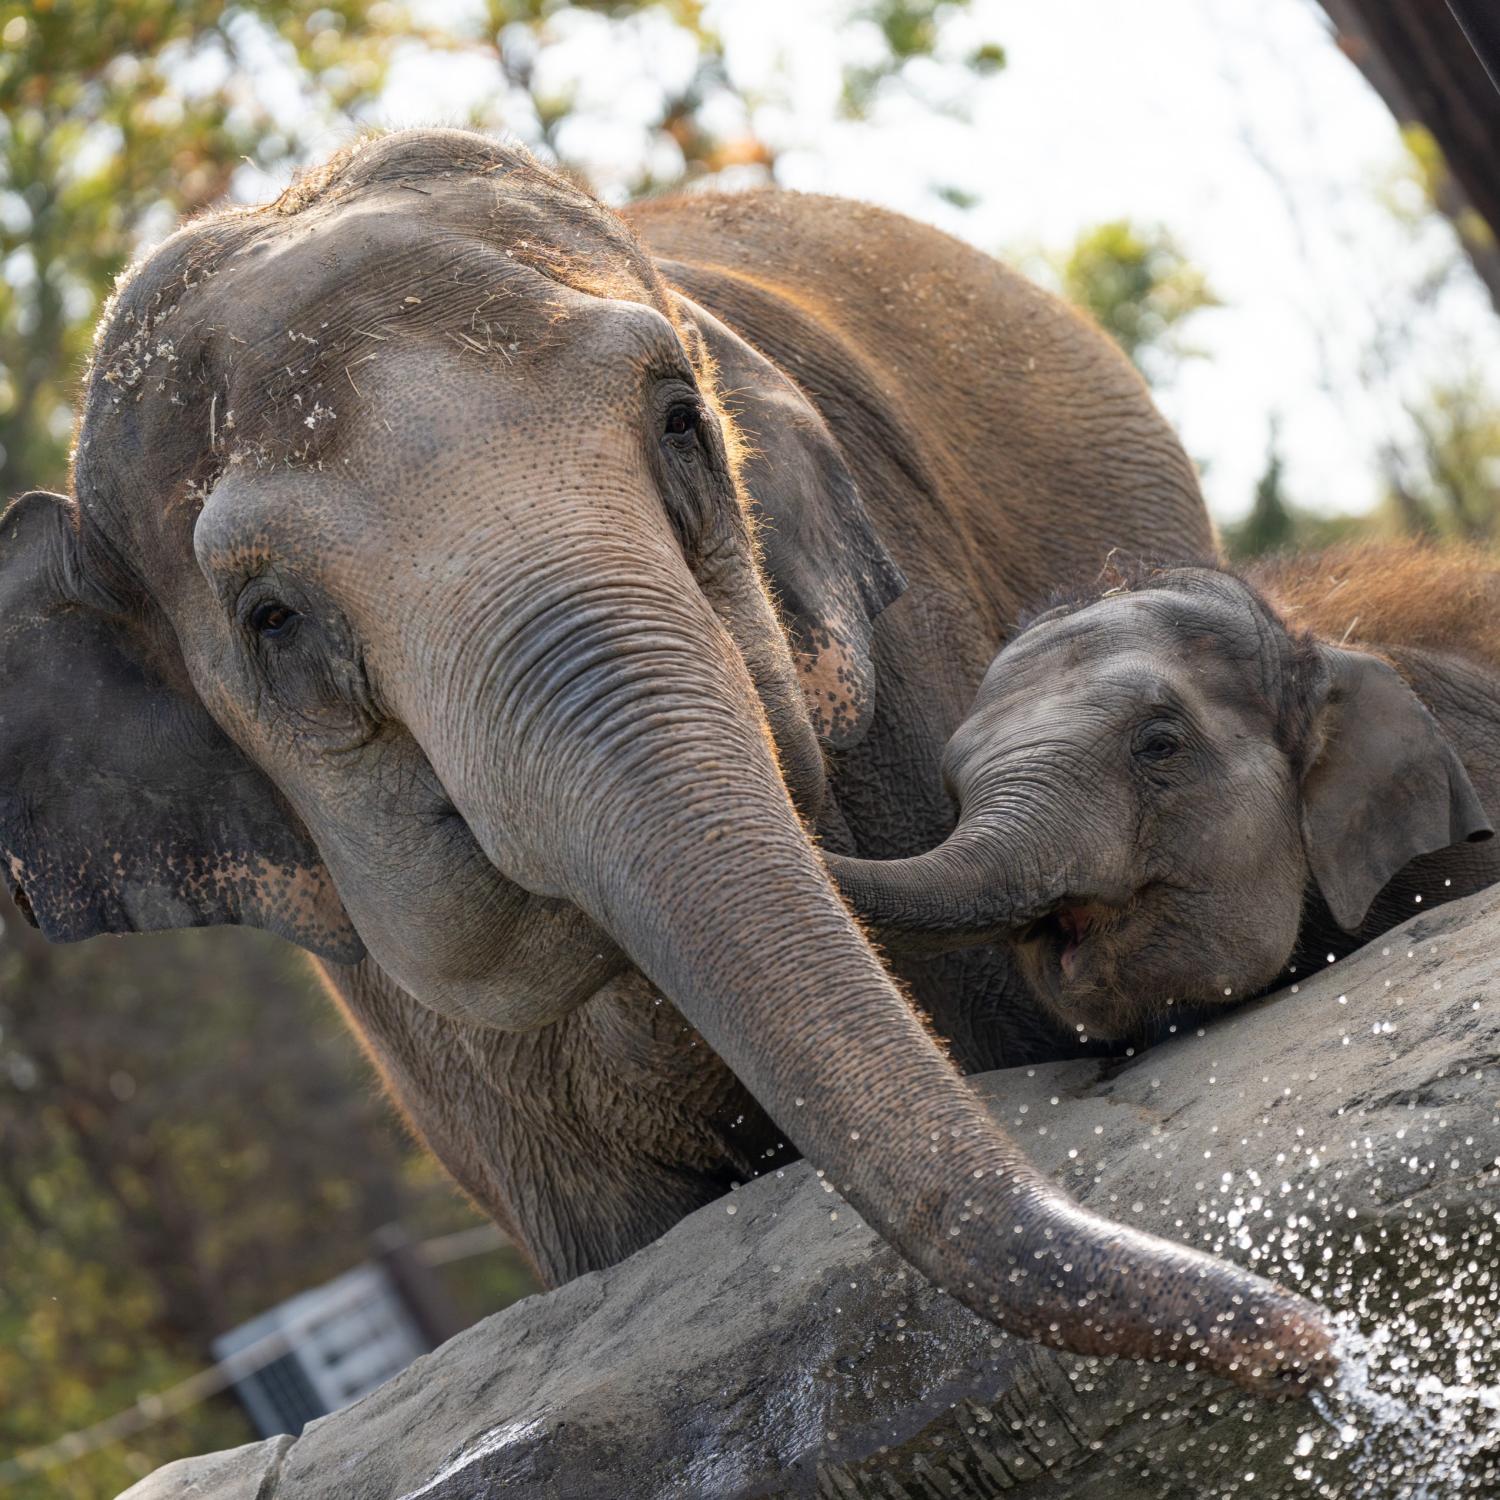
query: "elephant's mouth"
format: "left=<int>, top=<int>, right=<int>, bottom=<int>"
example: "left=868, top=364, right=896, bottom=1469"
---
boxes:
left=1017, top=898, right=1119, bottom=983
left=1008, top=882, right=1158, bottom=1026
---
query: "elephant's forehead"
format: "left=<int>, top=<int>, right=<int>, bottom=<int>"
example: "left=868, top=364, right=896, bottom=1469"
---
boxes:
left=77, top=252, right=540, bottom=558
left=100, top=163, right=655, bottom=349
left=1018, top=586, right=1260, bottom=664
left=991, top=583, right=1278, bottom=715
left=75, top=173, right=665, bottom=531
left=94, top=209, right=560, bottom=419
left=188, top=200, right=536, bottom=342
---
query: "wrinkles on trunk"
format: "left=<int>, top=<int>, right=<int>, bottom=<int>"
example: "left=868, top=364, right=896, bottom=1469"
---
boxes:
left=826, top=807, right=1135, bottom=955
left=408, top=544, right=1334, bottom=1396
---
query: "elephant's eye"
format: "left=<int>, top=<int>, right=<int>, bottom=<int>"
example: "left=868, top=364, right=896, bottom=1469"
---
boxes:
left=663, top=401, right=701, bottom=447
left=248, top=600, right=300, bottom=641
left=1134, top=728, right=1181, bottom=764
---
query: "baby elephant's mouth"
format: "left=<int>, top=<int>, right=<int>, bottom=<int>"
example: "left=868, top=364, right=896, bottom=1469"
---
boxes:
left=1017, top=899, right=1121, bottom=982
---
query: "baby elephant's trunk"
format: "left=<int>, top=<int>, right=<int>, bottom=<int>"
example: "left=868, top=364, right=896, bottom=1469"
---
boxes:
left=825, top=816, right=1132, bottom=952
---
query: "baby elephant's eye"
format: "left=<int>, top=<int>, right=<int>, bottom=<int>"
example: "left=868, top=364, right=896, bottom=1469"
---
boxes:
left=248, top=600, right=300, bottom=641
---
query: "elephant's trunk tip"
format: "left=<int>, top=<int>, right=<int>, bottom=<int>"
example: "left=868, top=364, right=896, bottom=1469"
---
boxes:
left=1069, top=1271, right=1337, bottom=1396
left=938, top=1184, right=1338, bottom=1398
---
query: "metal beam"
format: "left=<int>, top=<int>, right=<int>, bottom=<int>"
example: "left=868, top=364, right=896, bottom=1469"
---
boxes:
left=1448, top=0, right=1500, bottom=94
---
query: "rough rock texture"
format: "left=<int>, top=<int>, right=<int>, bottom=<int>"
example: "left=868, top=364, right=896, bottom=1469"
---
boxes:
left=122, top=889, right=1500, bottom=1500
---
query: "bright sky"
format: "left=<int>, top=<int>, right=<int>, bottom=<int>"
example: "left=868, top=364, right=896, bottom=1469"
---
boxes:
left=240, top=0, right=1500, bottom=526
left=756, top=0, right=1500, bottom=525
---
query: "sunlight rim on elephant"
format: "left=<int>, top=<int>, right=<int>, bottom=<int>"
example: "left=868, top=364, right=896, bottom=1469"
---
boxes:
left=0, top=129, right=1333, bottom=1393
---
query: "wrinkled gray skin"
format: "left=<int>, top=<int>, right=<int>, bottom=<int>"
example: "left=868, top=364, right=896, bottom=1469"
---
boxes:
left=831, top=563, right=1499, bottom=1043
left=0, top=130, right=1333, bottom=1389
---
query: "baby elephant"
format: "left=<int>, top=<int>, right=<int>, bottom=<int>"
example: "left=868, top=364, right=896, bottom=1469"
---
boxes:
left=830, top=543, right=1500, bottom=1043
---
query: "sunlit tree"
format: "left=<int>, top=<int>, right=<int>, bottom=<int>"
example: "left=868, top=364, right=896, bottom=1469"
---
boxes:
left=1054, top=218, right=1219, bottom=387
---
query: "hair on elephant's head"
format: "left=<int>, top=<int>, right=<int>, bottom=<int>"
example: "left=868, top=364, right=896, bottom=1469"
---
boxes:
left=831, top=560, right=1493, bottom=1042
left=1, top=129, right=1335, bottom=1390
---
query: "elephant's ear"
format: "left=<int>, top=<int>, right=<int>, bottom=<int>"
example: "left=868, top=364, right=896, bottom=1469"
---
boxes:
left=1299, top=644, right=1492, bottom=931
left=671, top=293, right=907, bottom=748
left=0, top=491, right=364, bottom=963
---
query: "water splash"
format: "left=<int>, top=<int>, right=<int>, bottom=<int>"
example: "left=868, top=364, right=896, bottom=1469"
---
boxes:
left=1291, top=1302, right=1500, bottom=1498
left=1052, top=1216, right=1500, bottom=1497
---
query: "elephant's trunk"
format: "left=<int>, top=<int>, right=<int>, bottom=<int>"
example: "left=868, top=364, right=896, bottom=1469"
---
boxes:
left=825, top=821, right=1052, bottom=948
left=826, top=812, right=1135, bottom=953
left=411, top=540, right=1333, bottom=1395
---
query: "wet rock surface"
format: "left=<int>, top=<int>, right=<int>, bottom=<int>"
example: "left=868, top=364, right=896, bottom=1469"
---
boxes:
left=122, top=889, right=1500, bottom=1499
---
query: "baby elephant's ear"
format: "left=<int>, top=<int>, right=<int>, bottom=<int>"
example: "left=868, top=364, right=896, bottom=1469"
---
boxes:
left=0, top=491, right=364, bottom=963
left=1300, top=644, right=1493, bottom=932
left=670, top=292, right=906, bottom=748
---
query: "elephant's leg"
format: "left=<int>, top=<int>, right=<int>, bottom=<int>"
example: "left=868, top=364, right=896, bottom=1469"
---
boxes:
left=820, top=586, right=1049, bottom=1068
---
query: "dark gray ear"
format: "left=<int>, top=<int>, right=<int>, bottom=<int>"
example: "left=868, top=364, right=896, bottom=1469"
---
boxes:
left=0, top=491, right=364, bottom=963
left=671, top=293, right=906, bottom=748
left=1300, top=644, right=1493, bottom=931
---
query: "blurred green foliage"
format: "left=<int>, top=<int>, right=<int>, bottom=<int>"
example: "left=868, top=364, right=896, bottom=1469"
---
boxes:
left=1218, top=381, right=1500, bottom=564
left=1385, top=375, right=1500, bottom=541
left=1223, top=376, right=1500, bottom=561
left=1387, top=123, right=1497, bottom=270
left=1055, top=134, right=1500, bottom=563
left=1220, top=422, right=1368, bottom=561
left=1056, top=218, right=1220, bottom=385
left=840, top=0, right=1003, bottom=113
left=1220, top=130, right=1500, bottom=561
left=0, top=898, right=536, bottom=1498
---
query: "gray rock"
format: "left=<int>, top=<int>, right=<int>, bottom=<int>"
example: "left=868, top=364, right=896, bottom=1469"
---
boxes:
left=119, top=1435, right=294, bottom=1500
left=122, top=888, right=1500, bottom=1499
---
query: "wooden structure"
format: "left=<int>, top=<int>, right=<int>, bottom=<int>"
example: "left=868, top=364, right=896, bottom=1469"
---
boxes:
left=1320, top=0, right=1500, bottom=305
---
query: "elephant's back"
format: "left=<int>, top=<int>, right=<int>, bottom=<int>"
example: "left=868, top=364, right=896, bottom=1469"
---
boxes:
left=1254, top=541, right=1500, bottom=676
left=627, top=189, right=1214, bottom=635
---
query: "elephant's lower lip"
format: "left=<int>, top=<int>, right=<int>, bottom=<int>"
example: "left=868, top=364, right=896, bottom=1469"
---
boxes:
left=1018, top=900, right=1114, bottom=983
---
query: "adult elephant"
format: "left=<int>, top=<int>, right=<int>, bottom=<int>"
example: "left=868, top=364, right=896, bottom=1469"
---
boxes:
left=0, top=129, right=1328, bottom=1388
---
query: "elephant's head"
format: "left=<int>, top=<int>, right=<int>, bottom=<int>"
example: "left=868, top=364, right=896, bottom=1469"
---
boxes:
left=0, top=131, right=1333, bottom=1390
left=831, top=561, right=1493, bottom=1041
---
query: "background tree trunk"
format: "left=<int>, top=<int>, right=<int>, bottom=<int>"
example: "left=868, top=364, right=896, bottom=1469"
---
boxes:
left=1319, top=0, right=1500, bottom=311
